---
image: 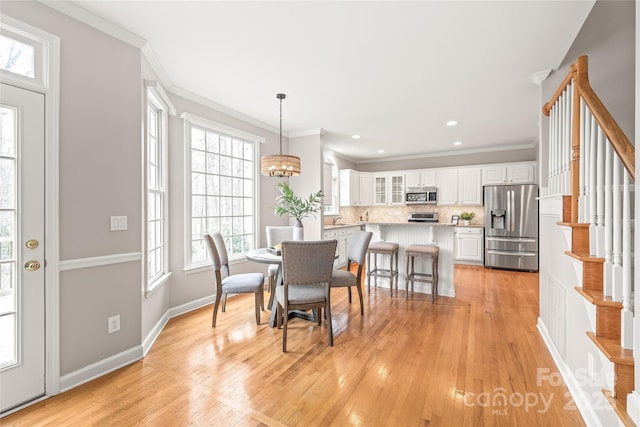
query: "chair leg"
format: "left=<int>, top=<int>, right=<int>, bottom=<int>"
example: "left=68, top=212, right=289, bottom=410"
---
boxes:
left=255, top=292, right=261, bottom=324
left=276, top=302, right=282, bottom=329
left=212, top=292, right=221, bottom=327
left=282, top=304, right=288, bottom=352
left=367, top=253, right=371, bottom=293
left=356, top=284, right=364, bottom=315
left=325, top=299, right=333, bottom=347
left=221, top=293, right=227, bottom=312
left=316, top=307, right=322, bottom=326
left=347, top=287, right=352, bottom=303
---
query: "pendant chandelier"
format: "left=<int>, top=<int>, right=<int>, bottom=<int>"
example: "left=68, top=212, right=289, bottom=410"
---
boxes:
left=260, top=93, right=301, bottom=177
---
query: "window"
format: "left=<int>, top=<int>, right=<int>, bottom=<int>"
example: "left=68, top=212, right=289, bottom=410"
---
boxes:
left=0, top=34, right=35, bottom=78
left=145, top=83, right=174, bottom=294
left=183, top=114, right=263, bottom=270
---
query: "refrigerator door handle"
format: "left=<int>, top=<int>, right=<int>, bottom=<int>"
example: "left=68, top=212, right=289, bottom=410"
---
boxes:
left=487, top=250, right=537, bottom=257
left=505, top=190, right=511, bottom=232
left=486, top=237, right=537, bottom=243
left=510, top=189, right=515, bottom=233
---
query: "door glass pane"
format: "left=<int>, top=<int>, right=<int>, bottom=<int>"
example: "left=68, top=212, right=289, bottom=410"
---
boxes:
left=0, top=35, right=35, bottom=78
left=0, top=105, right=17, bottom=368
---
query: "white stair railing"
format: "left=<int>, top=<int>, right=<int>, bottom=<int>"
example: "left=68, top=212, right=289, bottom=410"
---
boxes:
left=543, top=55, right=635, bottom=349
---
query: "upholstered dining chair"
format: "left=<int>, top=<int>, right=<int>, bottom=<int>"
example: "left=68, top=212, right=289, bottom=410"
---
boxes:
left=331, top=230, right=373, bottom=315
left=205, top=233, right=265, bottom=327
left=276, top=239, right=338, bottom=352
left=265, top=226, right=294, bottom=292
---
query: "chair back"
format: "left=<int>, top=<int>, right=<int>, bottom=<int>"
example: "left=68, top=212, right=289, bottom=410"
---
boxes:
left=281, top=240, right=337, bottom=286
left=347, top=231, right=373, bottom=265
left=205, top=232, right=230, bottom=278
left=266, top=226, right=294, bottom=247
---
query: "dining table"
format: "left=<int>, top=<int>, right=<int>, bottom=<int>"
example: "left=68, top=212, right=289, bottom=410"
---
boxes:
left=245, top=247, right=316, bottom=327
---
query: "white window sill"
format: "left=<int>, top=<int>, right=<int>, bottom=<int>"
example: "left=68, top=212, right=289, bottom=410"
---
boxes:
left=145, top=272, right=172, bottom=298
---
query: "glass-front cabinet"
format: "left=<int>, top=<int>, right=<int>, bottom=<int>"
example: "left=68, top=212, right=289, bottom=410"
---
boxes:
left=373, top=173, right=404, bottom=205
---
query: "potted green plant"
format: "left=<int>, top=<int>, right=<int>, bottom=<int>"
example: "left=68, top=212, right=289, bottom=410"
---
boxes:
left=460, top=211, right=475, bottom=225
left=274, top=182, right=323, bottom=240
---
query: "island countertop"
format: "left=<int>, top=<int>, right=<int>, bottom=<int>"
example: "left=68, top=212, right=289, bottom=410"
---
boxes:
left=364, top=221, right=484, bottom=228
left=363, top=222, right=458, bottom=298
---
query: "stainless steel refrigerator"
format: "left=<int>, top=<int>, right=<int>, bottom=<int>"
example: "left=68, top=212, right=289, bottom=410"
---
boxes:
left=484, top=184, right=538, bottom=271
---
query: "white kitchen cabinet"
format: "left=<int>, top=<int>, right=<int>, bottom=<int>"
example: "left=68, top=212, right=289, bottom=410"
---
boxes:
left=508, top=163, right=536, bottom=184
left=405, top=170, right=436, bottom=188
left=454, top=227, right=483, bottom=263
left=323, top=225, right=361, bottom=267
left=436, top=168, right=482, bottom=205
left=482, top=162, right=536, bottom=185
left=340, top=170, right=373, bottom=206
left=359, top=173, right=373, bottom=206
left=373, top=173, right=404, bottom=205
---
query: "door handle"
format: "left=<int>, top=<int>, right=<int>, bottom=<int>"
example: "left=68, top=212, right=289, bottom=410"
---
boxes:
left=24, top=260, right=41, bottom=271
left=25, top=239, right=39, bottom=249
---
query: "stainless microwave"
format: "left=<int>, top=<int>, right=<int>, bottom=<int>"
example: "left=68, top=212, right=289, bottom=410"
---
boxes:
left=405, top=187, right=437, bottom=205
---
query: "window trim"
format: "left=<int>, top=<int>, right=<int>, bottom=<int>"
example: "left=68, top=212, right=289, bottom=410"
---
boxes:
left=181, top=112, right=263, bottom=272
left=144, top=81, right=174, bottom=296
left=0, top=15, right=50, bottom=93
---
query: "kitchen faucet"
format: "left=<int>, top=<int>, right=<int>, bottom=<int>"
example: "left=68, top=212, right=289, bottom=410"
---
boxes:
left=332, top=216, right=343, bottom=225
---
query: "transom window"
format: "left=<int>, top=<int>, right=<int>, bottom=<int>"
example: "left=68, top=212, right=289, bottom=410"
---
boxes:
left=0, top=34, right=34, bottom=78
left=183, top=114, right=262, bottom=269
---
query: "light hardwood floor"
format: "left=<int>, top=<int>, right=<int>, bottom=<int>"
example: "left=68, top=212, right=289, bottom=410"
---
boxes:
left=2, top=265, right=584, bottom=426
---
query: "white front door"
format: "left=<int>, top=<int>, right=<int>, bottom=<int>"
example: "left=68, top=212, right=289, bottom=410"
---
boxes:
left=0, top=83, right=46, bottom=413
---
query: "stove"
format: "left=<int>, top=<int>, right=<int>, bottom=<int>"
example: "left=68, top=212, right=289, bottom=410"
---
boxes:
left=408, top=212, right=439, bottom=223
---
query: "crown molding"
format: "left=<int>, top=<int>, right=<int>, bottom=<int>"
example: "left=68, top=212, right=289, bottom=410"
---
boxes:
left=169, top=86, right=280, bottom=136
left=352, top=142, right=538, bottom=165
left=532, top=69, right=552, bottom=85
left=40, top=0, right=146, bottom=48
left=289, top=128, right=326, bottom=138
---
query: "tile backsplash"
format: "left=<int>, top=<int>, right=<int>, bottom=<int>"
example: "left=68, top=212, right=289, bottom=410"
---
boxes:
left=327, top=205, right=485, bottom=226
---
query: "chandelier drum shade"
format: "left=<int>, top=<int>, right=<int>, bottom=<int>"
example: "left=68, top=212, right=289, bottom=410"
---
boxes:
left=261, top=93, right=301, bottom=177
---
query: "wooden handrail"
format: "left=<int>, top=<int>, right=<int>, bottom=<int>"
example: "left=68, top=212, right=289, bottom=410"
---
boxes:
left=574, top=56, right=635, bottom=181
left=542, top=63, right=576, bottom=117
left=542, top=55, right=635, bottom=181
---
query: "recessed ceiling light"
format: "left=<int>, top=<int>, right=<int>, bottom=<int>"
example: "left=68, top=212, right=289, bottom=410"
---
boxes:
left=453, top=141, right=462, bottom=146
left=377, top=149, right=385, bottom=153
left=446, top=120, right=458, bottom=127
left=352, top=134, right=361, bottom=139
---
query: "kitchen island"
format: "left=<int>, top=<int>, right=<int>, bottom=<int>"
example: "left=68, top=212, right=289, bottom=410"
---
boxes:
left=364, top=222, right=456, bottom=298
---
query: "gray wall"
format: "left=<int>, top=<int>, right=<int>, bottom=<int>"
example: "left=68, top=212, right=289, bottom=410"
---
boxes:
left=540, top=0, right=636, bottom=189
left=2, top=1, right=144, bottom=375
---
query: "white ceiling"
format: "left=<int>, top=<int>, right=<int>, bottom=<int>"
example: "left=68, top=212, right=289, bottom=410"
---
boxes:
left=66, top=0, right=595, bottom=163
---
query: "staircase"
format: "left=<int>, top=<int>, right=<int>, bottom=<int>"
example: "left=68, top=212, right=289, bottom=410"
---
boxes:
left=544, top=56, right=635, bottom=425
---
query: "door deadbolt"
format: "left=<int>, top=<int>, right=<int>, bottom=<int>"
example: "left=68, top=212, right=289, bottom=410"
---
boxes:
left=25, top=239, right=39, bottom=249
left=24, top=260, right=40, bottom=271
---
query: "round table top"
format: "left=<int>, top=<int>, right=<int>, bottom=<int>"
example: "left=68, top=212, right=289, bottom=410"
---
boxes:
left=245, top=248, right=281, bottom=264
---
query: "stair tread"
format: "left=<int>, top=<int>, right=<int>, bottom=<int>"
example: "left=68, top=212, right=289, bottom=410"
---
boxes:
left=575, top=287, right=623, bottom=308
left=587, top=332, right=634, bottom=366
left=557, top=221, right=590, bottom=228
left=603, top=389, right=636, bottom=427
left=565, top=251, right=605, bottom=263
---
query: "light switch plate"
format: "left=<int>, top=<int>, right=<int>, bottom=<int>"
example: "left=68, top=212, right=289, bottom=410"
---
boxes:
left=110, top=216, right=127, bottom=231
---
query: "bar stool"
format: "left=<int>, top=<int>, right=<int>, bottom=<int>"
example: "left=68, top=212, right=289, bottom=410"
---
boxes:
left=366, top=241, right=400, bottom=296
left=405, top=244, right=439, bottom=303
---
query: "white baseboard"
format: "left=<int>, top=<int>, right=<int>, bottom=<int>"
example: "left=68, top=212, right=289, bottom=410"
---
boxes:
left=626, top=391, right=640, bottom=425
left=537, top=318, right=605, bottom=427
left=59, top=345, right=143, bottom=392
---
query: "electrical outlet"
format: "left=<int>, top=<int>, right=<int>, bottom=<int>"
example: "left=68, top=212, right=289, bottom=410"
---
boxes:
left=587, top=353, right=594, bottom=378
left=108, top=315, right=120, bottom=334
